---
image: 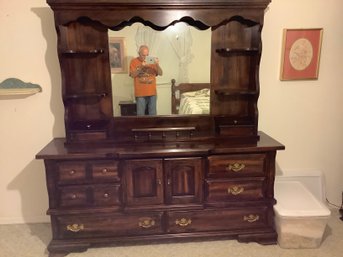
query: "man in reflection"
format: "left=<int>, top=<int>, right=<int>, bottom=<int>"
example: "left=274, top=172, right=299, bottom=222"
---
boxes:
left=129, top=45, right=163, bottom=115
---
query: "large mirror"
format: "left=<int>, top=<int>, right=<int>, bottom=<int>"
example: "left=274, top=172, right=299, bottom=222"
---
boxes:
left=108, top=22, right=211, bottom=117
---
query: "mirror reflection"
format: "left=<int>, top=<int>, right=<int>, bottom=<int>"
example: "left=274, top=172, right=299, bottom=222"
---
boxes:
left=108, top=22, right=211, bottom=116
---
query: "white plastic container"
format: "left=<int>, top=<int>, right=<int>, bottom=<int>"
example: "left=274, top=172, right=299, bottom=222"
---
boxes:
left=274, top=180, right=331, bottom=248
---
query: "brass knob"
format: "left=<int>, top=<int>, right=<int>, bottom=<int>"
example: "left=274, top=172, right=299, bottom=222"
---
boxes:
left=227, top=186, right=244, bottom=195
left=66, top=223, right=84, bottom=232
left=69, top=170, right=75, bottom=175
left=102, top=168, right=108, bottom=174
left=175, top=218, right=192, bottom=227
left=71, top=194, right=77, bottom=199
left=243, top=214, right=259, bottom=223
left=103, top=193, right=109, bottom=198
left=138, top=217, right=155, bottom=228
left=226, top=163, right=245, bottom=172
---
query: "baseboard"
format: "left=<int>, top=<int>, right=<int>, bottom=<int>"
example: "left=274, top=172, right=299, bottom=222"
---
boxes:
left=0, top=215, right=50, bottom=225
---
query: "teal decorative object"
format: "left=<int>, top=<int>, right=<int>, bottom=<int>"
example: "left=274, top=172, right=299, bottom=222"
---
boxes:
left=0, top=78, right=42, bottom=95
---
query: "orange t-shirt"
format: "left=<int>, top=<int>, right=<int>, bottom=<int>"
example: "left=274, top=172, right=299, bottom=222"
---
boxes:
left=130, top=57, right=158, bottom=97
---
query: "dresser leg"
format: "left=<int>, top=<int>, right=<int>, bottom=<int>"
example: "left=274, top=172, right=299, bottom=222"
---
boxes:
left=47, top=240, right=89, bottom=257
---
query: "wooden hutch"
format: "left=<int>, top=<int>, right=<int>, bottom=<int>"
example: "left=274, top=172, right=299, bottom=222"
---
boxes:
left=36, top=1, right=284, bottom=256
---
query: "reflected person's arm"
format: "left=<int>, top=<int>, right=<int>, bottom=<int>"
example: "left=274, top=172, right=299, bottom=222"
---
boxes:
left=156, top=63, right=163, bottom=76
left=154, top=58, right=163, bottom=76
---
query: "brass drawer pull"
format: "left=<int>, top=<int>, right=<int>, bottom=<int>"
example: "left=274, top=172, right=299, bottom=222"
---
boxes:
left=138, top=217, right=155, bottom=228
left=66, top=223, right=84, bottom=232
left=69, top=170, right=76, bottom=175
left=102, top=168, right=108, bottom=174
left=226, top=163, right=245, bottom=172
left=243, top=214, right=259, bottom=223
left=227, top=186, right=244, bottom=195
left=175, top=218, right=192, bottom=227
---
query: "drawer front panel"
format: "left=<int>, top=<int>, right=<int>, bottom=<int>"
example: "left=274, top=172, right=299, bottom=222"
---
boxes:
left=206, top=178, right=265, bottom=202
left=91, top=161, right=119, bottom=182
left=59, top=185, right=121, bottom=207
left=59, top=186, right=89, bottom=207
left=93, top=185, right=121, bottom=206
left=168, top=207, right=268, bottom=233
left=57, top=162, right=87, bottom=184
left=55, top=212, right=164, bottom=239
left=208, top=154, right=265, bottom=177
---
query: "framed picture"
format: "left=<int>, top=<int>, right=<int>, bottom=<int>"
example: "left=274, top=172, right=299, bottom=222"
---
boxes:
left=108, top=37, right=127, bottom=73
left=280, top=28, right=323, bottom=80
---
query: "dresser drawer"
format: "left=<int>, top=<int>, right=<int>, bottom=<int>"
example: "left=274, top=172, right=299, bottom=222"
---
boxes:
left=168, top=207, right=268, bottom=233
left=206, top=178, right=265, bottom=202
left=54, top=212, right=164, bottom=239
left=91, top=161, right=120, bottom=182
left=58, top=184, right=121, bottom=207
left=208, top=154, right=265, bottom=177
left=59, top=185, right=88, bottom=207
left=93, top=184, right=121, bottom=206
left=57, top=162, right=87, bottom=184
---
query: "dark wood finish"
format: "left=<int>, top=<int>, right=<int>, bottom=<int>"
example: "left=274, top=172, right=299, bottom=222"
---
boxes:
left=46, top=0, right=271, bottom=144
left=37, top=132, right=284, bottom=256
left=124, top=159, right=164, bottom=205
left=36, top=1, right=286, bottom=256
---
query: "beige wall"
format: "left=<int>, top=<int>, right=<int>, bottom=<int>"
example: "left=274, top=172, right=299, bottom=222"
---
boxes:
left=0, top=0, right=342, bottom=224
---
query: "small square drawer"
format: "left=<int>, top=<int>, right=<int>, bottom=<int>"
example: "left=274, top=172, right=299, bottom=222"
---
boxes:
left=93, top=184, right=121, bottom=206
left=59, top=185, right=89, bottom=207
left=91, top=161, right=119, bottom=182
left=55, top=212, right=164, bottom=239
left=206, top=178, right=265, bottom=202
left=57, top=162, right=87, bottom=184
left=168, top=207, right=269, bottom=234
left=208, top=154, right=265, bottom=177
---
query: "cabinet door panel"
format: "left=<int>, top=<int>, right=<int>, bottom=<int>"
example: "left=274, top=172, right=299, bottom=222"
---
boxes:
left=124, top=159, right=163, bottom=205
left=164, top=158, right=203, bottom=204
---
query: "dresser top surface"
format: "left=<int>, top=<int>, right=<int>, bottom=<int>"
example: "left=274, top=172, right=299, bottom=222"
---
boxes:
left=36, top=131, right=284, bottom=160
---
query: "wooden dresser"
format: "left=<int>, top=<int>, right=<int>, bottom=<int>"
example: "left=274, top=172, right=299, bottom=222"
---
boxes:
left=37, top=1, right=284, bottom=256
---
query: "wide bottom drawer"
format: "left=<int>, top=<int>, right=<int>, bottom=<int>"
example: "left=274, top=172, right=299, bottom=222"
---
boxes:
left=168, top=207, right=271, bottom=233
left=54, top=212, right=164, bottom=239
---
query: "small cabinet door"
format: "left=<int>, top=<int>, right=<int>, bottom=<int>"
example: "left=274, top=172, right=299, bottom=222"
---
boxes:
left=164, top=158, right=203, bottom=204
left=124, top=159, right=163, bottom=205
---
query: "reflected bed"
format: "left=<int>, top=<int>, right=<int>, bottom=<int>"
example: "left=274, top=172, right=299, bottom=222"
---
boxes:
left=171, top=79, right=210, bottom=115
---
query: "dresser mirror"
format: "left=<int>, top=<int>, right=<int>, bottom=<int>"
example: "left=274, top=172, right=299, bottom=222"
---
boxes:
left=108, top=22, right=211, bottom=116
